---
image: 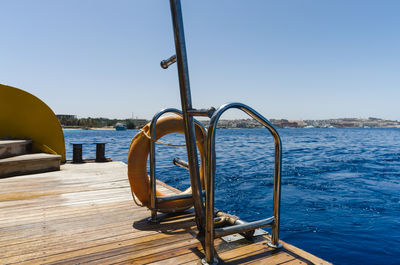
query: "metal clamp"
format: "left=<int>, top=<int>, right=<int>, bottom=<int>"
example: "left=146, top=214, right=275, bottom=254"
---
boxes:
left=173, top=157, right=189, bottom=169
left=187, top=107, right=216, bottom=118
left=160, top=55, right=177, bottom=69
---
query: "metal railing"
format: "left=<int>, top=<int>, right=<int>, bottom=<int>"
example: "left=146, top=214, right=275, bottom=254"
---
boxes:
left=203, top=102, right=283, bottom=264
left=151, top=2, right=284, bottom=264
left=148, top=108, right=207, bottom=222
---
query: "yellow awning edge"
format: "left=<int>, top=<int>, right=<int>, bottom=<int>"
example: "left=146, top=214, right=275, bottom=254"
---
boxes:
left=0, top=84, right=66, bottom=162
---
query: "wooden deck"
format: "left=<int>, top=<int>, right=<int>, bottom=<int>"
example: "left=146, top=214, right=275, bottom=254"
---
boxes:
left=0, top=162, right=330, bottom=264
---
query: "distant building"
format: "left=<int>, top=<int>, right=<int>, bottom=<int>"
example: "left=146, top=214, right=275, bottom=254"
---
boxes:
left=368, top=117, right=382, bottom=121
left=270, top=119, right=299, bottom=128
left=133, top=119, right=149, bottom=128
left=56, top=114, right=77, bottom=120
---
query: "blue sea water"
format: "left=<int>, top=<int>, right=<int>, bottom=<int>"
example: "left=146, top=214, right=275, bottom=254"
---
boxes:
left=64, top=128, right=400, bottom=265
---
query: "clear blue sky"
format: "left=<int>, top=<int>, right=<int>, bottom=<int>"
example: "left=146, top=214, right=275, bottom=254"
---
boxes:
left=1, top=0, right=399, bottom=120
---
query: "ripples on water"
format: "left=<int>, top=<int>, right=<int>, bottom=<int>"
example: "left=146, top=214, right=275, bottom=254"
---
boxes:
left=64, top=128, right=400, bottom=265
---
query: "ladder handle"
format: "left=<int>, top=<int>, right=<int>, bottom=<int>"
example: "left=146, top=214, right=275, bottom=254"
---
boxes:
left=148, top=108, right=207, bottom=221
left=204, top=102, right=283, bottom=263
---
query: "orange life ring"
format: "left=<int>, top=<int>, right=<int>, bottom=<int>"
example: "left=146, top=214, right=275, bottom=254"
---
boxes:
left=127, top=115, right=206, bottom=213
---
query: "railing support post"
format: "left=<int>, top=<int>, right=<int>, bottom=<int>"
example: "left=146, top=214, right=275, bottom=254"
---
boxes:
left=169, top=0, right=205, bottom=231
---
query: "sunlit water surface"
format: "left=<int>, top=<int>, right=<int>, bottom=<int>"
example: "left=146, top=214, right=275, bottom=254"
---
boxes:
left=64, top=128, right=400, bottom=265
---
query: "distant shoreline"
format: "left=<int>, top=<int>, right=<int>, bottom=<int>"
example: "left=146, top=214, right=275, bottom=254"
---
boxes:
left=63, top=127, right=116, bottom=131
left=58, top=116, right=400, bottom=130
left=62, top=126, right=400, bottom=131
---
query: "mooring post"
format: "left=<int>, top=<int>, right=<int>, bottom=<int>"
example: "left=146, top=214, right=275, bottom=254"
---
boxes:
left=95, top=143, right=107, bottom=162
left=72, top=143, right=83, bottom=163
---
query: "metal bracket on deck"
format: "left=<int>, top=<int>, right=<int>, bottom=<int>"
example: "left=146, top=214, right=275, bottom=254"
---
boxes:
left=221, top=228, right=268, bottom=243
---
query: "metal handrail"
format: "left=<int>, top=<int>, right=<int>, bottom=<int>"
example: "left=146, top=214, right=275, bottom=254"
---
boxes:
left=149, top=108, right=207, bottom=222
left=164, top=3, right=283, bottom=265
left=204, top=102, right=283, bottom=264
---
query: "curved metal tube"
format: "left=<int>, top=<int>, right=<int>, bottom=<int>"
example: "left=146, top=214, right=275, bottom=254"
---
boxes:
left=204, top=102, right=282, bottom=263
left=149, top=108, right=207, bottom=221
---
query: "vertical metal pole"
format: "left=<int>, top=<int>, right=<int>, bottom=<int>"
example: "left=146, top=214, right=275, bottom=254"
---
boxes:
left=149, top=125, right=158, bottom=222
left=270, top=140, right=282, bottom=247
left=169, top=0, right=205, bottom=230
left=205, top=124, right=217, bottom=264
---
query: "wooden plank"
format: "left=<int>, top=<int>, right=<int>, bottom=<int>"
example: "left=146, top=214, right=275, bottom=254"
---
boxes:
left=0, top=153, right=61, bottom=178
left=0, top=205, right=140, bottom=243
left=0, top=162, right=331, bottom=265
left=0, top=139, right=31, bottom=159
